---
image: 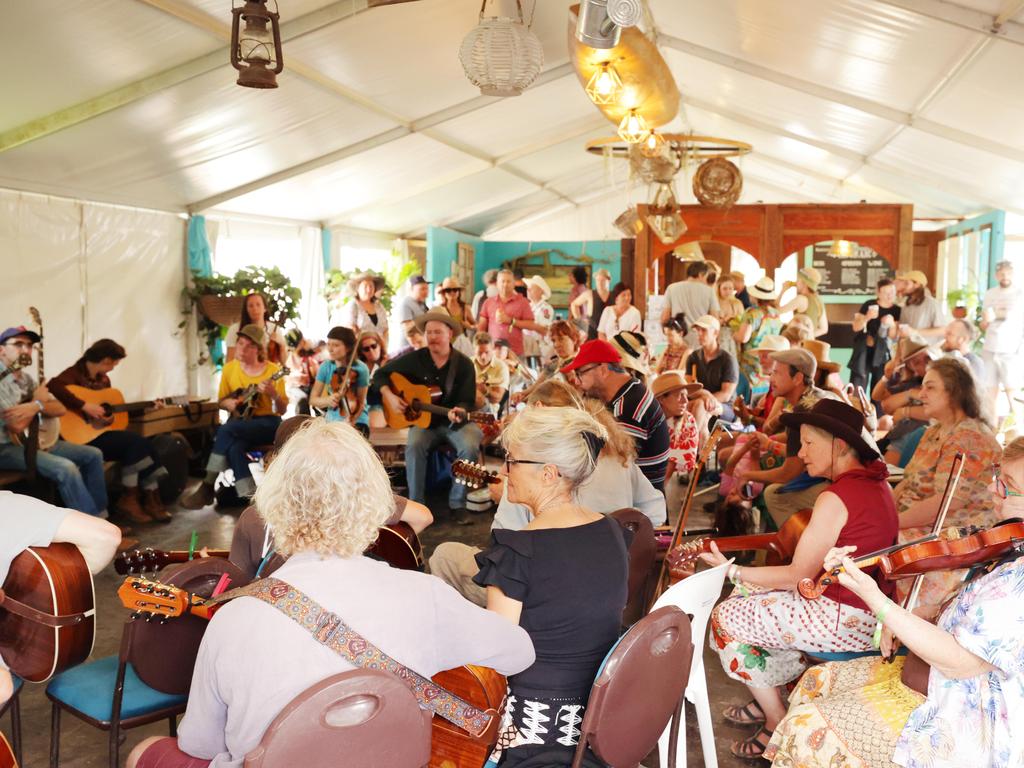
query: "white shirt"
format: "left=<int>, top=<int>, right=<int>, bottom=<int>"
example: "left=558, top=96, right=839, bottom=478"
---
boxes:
left=982, top=284, right=1024, bottom=354
left=597, top=305, right=642, bottom=338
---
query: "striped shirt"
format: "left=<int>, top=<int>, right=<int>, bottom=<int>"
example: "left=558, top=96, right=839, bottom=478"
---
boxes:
left=610, top=378, right=669, bottom=492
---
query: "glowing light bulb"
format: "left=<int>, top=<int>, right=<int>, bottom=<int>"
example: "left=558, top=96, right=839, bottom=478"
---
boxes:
left=617, top=109, right=649, bottom=144
left=585, top=62, right=624, bottom=105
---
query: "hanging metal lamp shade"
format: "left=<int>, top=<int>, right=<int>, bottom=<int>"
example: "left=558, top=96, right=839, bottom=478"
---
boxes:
left=460, top=0, right=544, bottom=97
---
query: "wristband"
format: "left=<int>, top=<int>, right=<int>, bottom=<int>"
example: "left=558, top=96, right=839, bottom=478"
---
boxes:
left=34, top=399, right=44, bottom=412
left=871, top=599, right=894, bottom=649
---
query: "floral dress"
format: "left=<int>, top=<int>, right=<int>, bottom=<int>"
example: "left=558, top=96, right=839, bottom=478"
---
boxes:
left=738, top=306, right=782, bottom=398
left=766, top=556, right=1024, bottom=768
left=894, top=418, right=1002, bottom=608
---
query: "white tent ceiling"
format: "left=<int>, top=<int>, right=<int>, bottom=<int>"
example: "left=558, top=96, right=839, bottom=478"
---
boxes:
left=2, top=0, right=1023, bottom=240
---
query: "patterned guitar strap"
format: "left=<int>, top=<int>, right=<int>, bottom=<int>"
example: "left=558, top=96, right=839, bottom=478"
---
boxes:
left=214, top=577, right=498, bottom=741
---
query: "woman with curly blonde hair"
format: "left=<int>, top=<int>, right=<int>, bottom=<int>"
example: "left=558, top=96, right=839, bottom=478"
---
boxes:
left=127, top=419, right=534, bottom=768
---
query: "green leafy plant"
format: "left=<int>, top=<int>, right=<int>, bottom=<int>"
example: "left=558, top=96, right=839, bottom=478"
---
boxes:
left=181, top=266, right=302, bottom=366
left=945, top=286, right=981, bottom=322
left=325, top=248, right=421, bottom=314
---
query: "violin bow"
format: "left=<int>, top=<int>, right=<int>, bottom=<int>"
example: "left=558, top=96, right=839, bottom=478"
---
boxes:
left=886, top=451, right=965, bottom=661
left=336, top=331, right=366, bottom=417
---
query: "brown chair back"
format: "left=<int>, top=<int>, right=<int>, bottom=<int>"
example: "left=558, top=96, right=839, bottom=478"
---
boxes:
left=609, top=508, right=656, bottom=625
left=128, top=558, right=252, bottom=695
left=243, top=669, right=431, bottom=768
left=571, top=606, right=693, bottom=768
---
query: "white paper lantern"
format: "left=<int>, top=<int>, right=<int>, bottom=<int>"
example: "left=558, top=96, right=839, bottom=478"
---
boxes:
left=460, top=0, right=544, bottom=97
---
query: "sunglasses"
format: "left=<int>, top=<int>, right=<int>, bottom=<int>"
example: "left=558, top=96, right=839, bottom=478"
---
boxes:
left=992, top=464, right=1023, bottom=499
left=360, top=343, right=379, bottom=352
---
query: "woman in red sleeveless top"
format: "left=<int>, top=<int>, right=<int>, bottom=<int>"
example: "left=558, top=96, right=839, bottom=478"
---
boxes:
left=698, top=398, right=897, bottom=759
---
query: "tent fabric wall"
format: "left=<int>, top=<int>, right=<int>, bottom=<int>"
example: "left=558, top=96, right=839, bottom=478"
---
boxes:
left=0, top=188, right=188, bottom=402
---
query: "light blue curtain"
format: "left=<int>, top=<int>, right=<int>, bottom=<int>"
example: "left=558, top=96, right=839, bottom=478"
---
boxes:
left=187, top=215, right=213, bottom=277
left=321, top=227, right=333, bottom=272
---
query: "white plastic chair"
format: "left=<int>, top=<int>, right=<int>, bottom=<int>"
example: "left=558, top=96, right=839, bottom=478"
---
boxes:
left=652, top=559, right=732, bottom=768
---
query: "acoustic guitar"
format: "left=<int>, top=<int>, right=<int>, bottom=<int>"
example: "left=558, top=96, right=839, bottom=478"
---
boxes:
left=114, top=522, right=423, bottom=576
left=665, top=508, right=812, bottom=583
left=0, top=733, right=15, bottom=768
left=0, top=543, right=95, bottom=683
left=383, top=372, right=498, bottom=437
left=59, top=386, right=189, bottom=444
left=117, top=579, right=505, bottom=768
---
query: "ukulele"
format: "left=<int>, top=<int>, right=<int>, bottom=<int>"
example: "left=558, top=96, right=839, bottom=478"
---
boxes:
left=117, top=578, right=505, bottom=768
left=383, top=372, right=499, bottom=436
left=225, top=366, right=290, bottom=420
left=8, top=307, right=60, bottom=451
left=59, top=386, right=189, bottom=444
left=0, top=543, right=95, bottom=683
left=114, top=522, right=423, bottom=576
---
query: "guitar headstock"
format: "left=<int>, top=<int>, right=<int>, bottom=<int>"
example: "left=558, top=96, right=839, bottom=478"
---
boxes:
left=117, top=577, right=190, bottom=620
left=666, top=538, right=711, bottom=579
left=28, top=306, right=41, bottom=330
left=114, top=547, right=172, bottom=575
left=452, top=459, right=500, bottom=488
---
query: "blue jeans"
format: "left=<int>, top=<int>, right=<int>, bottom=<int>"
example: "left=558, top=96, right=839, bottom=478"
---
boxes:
left=206, top=416, right=281, bottom=497
left=0, top=440, right=108, bottom=515
left=405, top=423, right=483, bottom=508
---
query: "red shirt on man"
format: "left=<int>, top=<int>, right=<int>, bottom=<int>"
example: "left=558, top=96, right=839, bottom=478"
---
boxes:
left=478, top=294, right=534, bottom=355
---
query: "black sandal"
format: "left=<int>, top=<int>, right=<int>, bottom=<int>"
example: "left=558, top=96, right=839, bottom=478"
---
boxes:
left=730, top=725, right=772, bottom=760
left=723, top=699, right=766, bottom=726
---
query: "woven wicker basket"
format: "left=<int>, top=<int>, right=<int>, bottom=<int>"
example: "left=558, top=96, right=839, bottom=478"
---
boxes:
left=197, top=295, right=245, bottom=327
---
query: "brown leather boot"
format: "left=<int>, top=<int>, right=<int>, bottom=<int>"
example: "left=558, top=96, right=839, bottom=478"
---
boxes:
left=143, top=487, right=172, bottom=523
left=116, top=487, right=151, bottom=524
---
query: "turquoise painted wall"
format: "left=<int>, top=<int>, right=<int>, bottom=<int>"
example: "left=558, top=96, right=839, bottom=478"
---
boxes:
left=425, top=227, right=483, bottom=288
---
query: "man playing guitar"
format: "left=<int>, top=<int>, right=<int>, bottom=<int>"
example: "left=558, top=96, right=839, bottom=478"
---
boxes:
left=49, top=339, right=175, bottom=523
left=125, top=420, right=533, bottom=768
left=308, top=326, right=369, bottom=437
left=182, top=325, right=288, bottom=509
left=1, top=492, right=120, bottom=705
left=371, top=310, right=481, bottom=526
left=0, top=326, right=110, bottom=520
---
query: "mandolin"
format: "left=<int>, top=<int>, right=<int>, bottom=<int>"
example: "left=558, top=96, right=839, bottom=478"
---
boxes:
left=59, top=386, right=189, bottom=444
left=383, top=372, right=498, bottom=436
left=117, top=578, right=504, bottom=768
left=114, top=522, right=422, bottom=576
left=452, top=459, right=500, bottom=489
left=226, top=366, right=290, bottom=420
left=0, top=543, right=95, bottom=683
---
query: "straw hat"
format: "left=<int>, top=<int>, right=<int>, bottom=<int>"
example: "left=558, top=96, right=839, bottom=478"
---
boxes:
left=897, top=337, right=936, bottom=363
left=748, top=276, right=777, bottom=300
left=652, top=370, right=704, bottom=399
left=347, top=271, right=387, bottom=295
left=439, top=276, right=465, bottom=293
left=414, top=308, right=462, bottom=335
left=524, top=275, right=552, bottom=301
left=897, top=270, right=928, bottom=287
left=800, top=339, right=840, bottom=373
left=611, top=331, right=649, bottom=375
left=756, top=334, right=790, bottom=353
left=797, top=267, right=823, bottom=291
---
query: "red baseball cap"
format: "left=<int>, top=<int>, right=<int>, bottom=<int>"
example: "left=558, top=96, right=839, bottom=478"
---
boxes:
left=560, top=339, right=621, bottom=373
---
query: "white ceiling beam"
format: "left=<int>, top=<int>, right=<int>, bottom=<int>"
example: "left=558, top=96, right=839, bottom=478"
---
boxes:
left=0, top=0, right=374, bottom=154
left=873, top=0, right=1024, bottom=46
left=324, top=117, right=608, bottom=227
left=659, top=33, right=1024, bottom=164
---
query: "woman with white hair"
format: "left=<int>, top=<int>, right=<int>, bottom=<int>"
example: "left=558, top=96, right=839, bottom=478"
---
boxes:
left=475, top=406, right=631, bottom=767
left=127, top=419, right=534, bottom=768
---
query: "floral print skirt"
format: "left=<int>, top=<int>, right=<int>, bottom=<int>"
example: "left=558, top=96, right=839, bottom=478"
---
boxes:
left=710, top=585, right=877, bottom=688
left=765, top=656, right=924, bottom=767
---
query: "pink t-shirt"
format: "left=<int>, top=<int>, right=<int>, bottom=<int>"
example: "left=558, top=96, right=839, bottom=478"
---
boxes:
left=479, top=294, right=535, bottom=355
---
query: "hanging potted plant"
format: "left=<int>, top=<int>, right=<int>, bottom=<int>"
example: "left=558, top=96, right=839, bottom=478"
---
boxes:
left=324, top=248, right=422, bottom=317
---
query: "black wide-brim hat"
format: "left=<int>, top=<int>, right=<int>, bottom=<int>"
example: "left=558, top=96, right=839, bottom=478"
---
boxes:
left=779, top=397, right=880, bottom=462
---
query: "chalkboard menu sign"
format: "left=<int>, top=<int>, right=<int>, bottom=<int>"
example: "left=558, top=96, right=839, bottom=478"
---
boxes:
left=811, top=243, right=894, bottom=296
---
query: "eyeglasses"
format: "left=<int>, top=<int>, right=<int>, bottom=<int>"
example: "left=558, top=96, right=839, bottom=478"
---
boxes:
left=2, top=341, right=33, bottom=350
left=504, top=456, right=546, bottom=471
left=360, top=344, right=379, bottom=352
left=575, top=364, right=599, bottom=376
left=992, top=464, right=1023, bottom=499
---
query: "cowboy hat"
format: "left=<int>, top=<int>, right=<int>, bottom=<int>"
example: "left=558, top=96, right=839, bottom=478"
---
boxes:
left=756, top=334, right=790, bottom=353
left=652, top=370, right=704, bottom=398
left=797, top=267, right=823, bottom=291
left=780, top=398, right=881, bottom=463
left=748, top=276, right=777, bottom=300
left=347, top=271, right=387, bottom=295
left=414, top=309, right=462, bottom=335
left=524, top=275, right=552, bottom=301
left=897, top=337, right=936, bottom=363
left=800, top=339, right=840, bottom=373
left=439, top=276, right=465, bottom=292
left=611, top=331, right=649, bottom=375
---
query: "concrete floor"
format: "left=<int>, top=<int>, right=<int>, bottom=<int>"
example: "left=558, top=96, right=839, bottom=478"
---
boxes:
left=2, top=484, right=756, bottom=768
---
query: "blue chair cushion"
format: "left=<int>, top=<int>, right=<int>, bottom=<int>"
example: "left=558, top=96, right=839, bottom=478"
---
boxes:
left=11, top=675, right=21, bottom=695
left=46, top=656, right=187, bottom=723
left=806, top=647, right=908, bottom=663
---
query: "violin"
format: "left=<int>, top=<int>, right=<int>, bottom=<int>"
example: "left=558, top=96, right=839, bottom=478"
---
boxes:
left=330, top=366, right=360, bottom=416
